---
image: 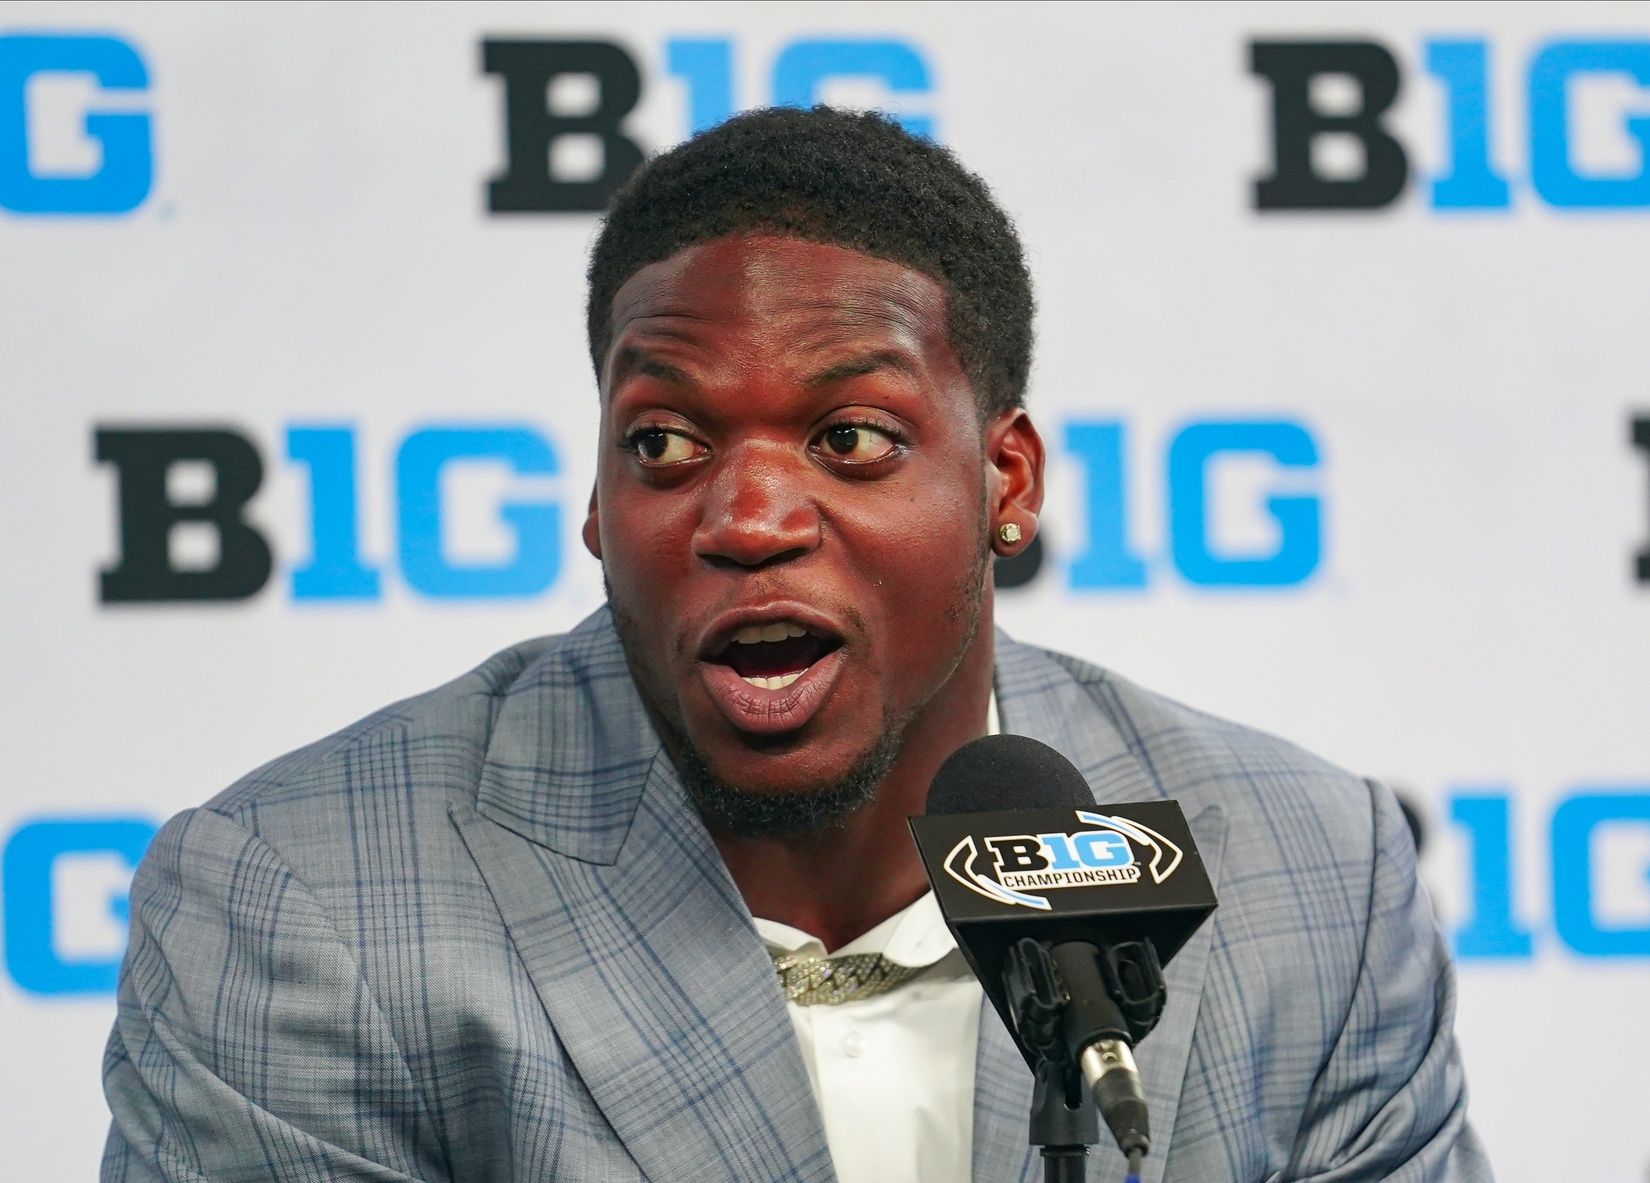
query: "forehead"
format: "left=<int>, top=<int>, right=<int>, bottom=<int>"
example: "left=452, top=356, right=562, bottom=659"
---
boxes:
left=604, top=235, right=955, bottom=379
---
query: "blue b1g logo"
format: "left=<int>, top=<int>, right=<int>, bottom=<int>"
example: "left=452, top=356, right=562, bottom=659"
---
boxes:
left=2, top=816, right=158, bottom=995
left=1451, top=789, right=1650, bottom=960
left=0, top=32, right=153, bottom=215
left=1063, top=418, right=1322, bottom=589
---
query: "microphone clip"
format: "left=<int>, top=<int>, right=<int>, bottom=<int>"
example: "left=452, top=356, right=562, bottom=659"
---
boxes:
left=1005, top=937, right=1165, bottom=1076
left=1003, top=937, right=1166, bottom=1175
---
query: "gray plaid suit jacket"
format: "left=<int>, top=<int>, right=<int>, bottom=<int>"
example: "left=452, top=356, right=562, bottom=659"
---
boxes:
left=103, top=608, right=1491, bottom=1182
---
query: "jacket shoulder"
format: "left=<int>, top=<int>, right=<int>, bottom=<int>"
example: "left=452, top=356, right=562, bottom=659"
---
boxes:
left=202, top=633, right=558, bottom=827
left=1032, top=644, right=1386, bottom=853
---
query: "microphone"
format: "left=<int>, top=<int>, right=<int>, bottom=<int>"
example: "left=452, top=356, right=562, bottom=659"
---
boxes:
left=908, top=735, right=1218, bottom=1180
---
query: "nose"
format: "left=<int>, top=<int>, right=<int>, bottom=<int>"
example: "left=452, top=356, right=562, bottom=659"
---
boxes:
left=691, top=442, right=821, bottom=568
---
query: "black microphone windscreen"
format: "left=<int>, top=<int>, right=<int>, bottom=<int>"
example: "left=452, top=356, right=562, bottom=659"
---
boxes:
left=926, top=734, right=1094, bottom=815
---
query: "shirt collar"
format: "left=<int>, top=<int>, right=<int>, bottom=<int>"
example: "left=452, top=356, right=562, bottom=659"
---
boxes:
left=753, top=888, right=957, bottom=968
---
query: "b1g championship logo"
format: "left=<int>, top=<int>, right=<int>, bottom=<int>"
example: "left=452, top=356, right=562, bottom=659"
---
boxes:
left=945, top=812, right=1185, bottom=911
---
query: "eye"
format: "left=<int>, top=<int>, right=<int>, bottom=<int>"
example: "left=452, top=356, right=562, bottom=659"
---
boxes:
left=624, top=426, right=706, bottom=467
left=815, top=422, right=901, bottom=465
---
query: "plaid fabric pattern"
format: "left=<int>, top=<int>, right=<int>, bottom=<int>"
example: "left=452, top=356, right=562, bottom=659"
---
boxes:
left=102, top=608, right=1491, bottom=1181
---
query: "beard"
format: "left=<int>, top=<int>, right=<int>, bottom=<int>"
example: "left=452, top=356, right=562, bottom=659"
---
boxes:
left=602, top=491, right=991, bottom=839
left=670, top=707, right=909, bottom=837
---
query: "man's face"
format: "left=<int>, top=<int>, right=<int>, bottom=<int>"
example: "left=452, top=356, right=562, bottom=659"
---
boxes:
left=587, top=234, right=1019, bottom=819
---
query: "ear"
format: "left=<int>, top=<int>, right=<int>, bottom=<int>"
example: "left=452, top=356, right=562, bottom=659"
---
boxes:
left=985, top=409, right=1045, bottom=554
left=581, top=482, right=602, bottom=560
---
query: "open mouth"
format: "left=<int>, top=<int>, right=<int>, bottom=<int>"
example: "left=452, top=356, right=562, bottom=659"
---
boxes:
left=706, top=621, right=844, bottom=690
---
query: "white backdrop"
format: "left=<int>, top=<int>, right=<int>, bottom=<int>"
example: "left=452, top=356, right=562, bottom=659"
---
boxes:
left=2, top=3, right=1648, bottom=1178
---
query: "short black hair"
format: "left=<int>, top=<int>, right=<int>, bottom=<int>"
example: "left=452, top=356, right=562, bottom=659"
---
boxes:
left=586, top=106, right=1034, bottom=416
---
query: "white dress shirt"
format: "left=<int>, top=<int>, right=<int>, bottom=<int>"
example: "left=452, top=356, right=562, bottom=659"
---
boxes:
left=749, top=697, right=999, bottom=1183
left=753, top=895, right=981, bottom=1183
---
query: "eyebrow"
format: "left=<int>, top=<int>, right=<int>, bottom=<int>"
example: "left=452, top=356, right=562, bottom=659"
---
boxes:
left=804, top=350, right=920, bottom=388
left=611, top=346, right=691, bottom=387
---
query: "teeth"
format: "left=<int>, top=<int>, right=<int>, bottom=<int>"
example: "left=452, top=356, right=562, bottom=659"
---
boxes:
left=732, top=621, right=810, bottom=645
left=740, top=672, right=803, bottom=690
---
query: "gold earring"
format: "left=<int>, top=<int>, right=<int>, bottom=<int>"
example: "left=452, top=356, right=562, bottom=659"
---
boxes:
left=997, top=523, right=1022, bottom=545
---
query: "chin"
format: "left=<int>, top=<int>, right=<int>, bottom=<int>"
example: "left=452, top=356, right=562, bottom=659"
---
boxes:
left=675, top=714, right=907, bottom=839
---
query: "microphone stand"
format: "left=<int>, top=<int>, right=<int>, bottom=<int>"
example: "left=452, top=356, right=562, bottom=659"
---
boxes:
left=1029, top=1058, right=1099, bottom=1183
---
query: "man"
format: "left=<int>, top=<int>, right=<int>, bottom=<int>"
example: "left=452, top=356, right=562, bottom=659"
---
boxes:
left=103, top=108, right=1490, bottom=1182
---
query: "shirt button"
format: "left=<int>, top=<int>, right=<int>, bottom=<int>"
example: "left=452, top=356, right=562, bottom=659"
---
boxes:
left=840, top=1028, right=864, bottom=1058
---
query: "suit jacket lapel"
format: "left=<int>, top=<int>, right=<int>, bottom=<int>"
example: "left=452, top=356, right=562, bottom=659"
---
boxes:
left=973, top=637, right=1228, bottom=1182
left=969, top=1008, right=1039, bottom=1183
left=452, top=613, right=833, bottom=1183
left=1131, top=803, right=1224, bottom=1183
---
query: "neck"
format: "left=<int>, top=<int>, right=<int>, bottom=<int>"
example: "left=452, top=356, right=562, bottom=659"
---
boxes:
left=712, top=613, right=995, bottom=952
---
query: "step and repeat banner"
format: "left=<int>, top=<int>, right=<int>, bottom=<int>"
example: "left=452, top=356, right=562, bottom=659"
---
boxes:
left=3, top=2, right=1647, bottom=1178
